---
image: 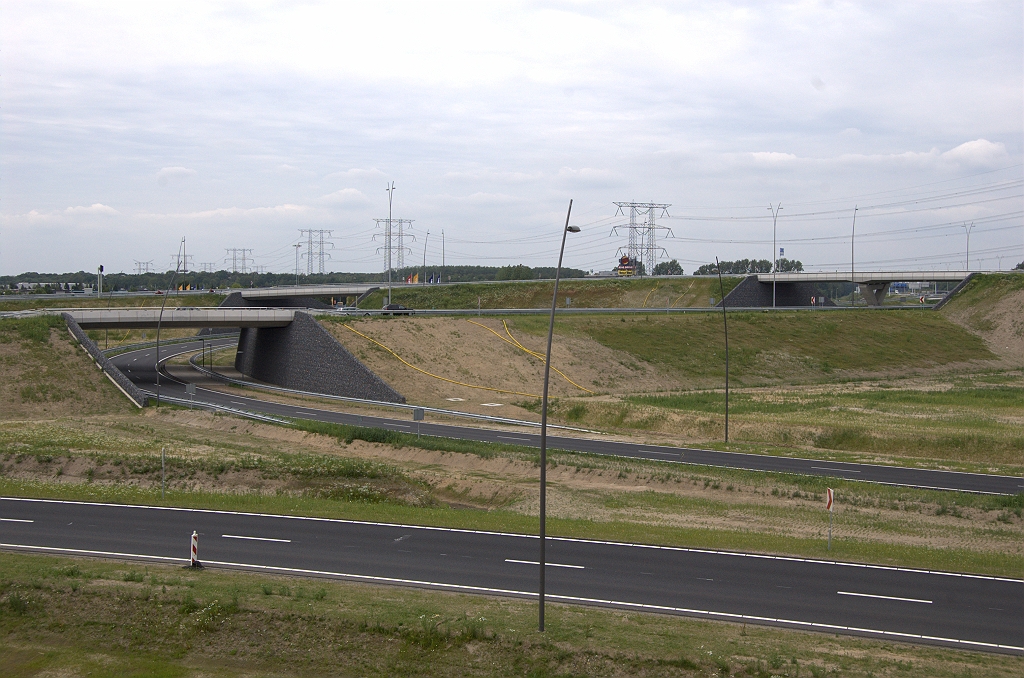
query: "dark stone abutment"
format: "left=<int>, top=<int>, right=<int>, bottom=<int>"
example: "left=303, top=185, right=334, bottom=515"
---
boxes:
left=234, top=311, right=404, bottom=403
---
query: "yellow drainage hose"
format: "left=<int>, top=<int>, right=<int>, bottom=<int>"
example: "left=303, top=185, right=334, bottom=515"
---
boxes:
left=465, top=319, right=595, bottom=394
left=670, top=280, right=696, bottom=308
left=642, top=283, right=660, bottom=308
left=342, top=323, right=541, bottom=399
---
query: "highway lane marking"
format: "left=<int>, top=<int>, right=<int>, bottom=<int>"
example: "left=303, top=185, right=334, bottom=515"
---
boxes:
left=505, top=559, right=584, bottom=569
left=640, top=450, right=681, bottom=457
left=498, top=436, right=531, bottom=442
left=1, top=542, right=1019, bottom=654
left=0, top=518, right=33, bottom=523
left=811, top=466, right=861, bottom=473
left=222, top=534, right=291, bottom=543
left=838, top=591, right=932, bottom=604
left=6, top=497, right=1020, bottom=584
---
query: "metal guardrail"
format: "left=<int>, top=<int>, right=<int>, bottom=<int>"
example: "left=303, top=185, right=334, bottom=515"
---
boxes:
left=102, top=332, right=239, bottom=357
left=143, top=391, right=289, bottom=424
left=320, top=304, right=936, bottom=318
left=186, top=347, right=597, bottom=433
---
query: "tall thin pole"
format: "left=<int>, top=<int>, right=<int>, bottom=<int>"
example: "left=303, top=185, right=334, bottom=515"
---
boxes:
left=161, top=447, right=166, bottom=500
left=851, top=206, right=858, bottom=306
left=768, top=203, right=782, bottom=307
left=963, top=221, right=974, bottom=271
left=716, top=257, right=729, bottom=443
left=441, top=229, right=445, bottom=282
left=539, top=200, right=576, bottom=632
left=156, top=238, right=184, bottom=407
left=294, top=244, right=302, bottom=286
left=386, top=182, right=395, bottom=305
left=422, top=231, right=429, bottom=284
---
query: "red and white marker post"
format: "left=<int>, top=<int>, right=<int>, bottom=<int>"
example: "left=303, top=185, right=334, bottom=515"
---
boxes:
left=190, top=530, right=201, bottom=568
left=826, top=488, right=834, bottom=551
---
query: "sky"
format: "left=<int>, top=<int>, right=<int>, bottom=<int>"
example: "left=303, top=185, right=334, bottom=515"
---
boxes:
left=1, top=0, right=1022, bottom=277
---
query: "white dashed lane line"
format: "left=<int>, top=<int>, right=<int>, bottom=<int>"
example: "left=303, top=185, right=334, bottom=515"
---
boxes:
left=812, top=466, right=861, bottom=473
left=0, top=518, right=34, bottom=523
left=505, top=559, right=584, bottom=569
left=222, top=535, right=292, bottom=543
left=838, top=591, right=932, bottom=604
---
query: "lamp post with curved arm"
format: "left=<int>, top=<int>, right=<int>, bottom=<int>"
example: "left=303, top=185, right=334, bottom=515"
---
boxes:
left=539, top=200, right=579, bottom=632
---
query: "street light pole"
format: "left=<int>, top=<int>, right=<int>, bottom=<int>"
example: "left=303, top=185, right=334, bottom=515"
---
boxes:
left=386, top=182, right=395, bottom=305
left=422, top=230, right=429, bottom=284
left=293, top=244, right=302, bottom=286
left=768, top=203, right=782, bottom=307
left=156, top=238, right=185, bottom=407
left=851, top=206, right=858, bottom=306
left=539, top=200, right=579, bottom=633
left=963, top=222, right=974, bottom=271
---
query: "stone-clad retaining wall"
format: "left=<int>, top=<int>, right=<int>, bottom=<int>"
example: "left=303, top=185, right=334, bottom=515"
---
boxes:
left=719, top=276, right=836, bottom=308
left=234, top=311, right=404, bottom=403
left=62, top=313, right=148, bottom=407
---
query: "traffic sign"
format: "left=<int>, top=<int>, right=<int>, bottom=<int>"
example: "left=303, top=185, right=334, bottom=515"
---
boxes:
left=826, top=488, right=834, bottom=511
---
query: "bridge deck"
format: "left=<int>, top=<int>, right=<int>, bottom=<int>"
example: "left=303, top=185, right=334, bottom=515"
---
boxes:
left=67, top=308, right=294, bottom=329
left=757, top=271, right=968, bottom=284
left=239, top=284, right=378, bottom=300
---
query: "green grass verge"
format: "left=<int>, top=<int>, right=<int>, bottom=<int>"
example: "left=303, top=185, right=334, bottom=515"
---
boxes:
left=3, top=552, right=1021, bottom=677
left=359, top=276, right=742, bottom=310
left=507, top=309, right=996, bottom=384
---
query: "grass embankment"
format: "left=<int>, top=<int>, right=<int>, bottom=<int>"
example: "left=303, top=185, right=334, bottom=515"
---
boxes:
left=2, top=414, right=1021, bottom=577
left=0, top=316, right=135, bottom=420
left=621, top=379, right=1024, bottom=470
left=4, top=553, right=1020, bottom=677
left=360, top=276, right=742, bottom=310
left=0, top=292, right=226, bottom=312
left=510, top=309, right=996, bottom=385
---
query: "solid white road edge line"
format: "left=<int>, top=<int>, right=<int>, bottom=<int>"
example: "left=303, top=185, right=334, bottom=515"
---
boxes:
left=838, top=591, right=932, bottom=604
left=0, top=518, right=34, bottom=523
left=3, top=497, right=1020, bottom=583
left=0, top=541, right=1019, bottom=654
left=505, top=559, right=584, bottom=569
left=222, top=534, right=291, bottom=543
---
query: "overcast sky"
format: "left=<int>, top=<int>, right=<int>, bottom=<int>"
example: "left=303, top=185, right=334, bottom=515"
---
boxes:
left=2, top=1, right=1022, bottom=277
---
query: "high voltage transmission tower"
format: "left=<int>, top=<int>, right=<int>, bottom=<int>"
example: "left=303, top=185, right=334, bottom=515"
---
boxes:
left=375, top=218, right=414, bottom=270
left=299, top=229, right=334, bottom=274
left=199, top=262, right=217, bottom=273
left=134, top=260, right=154, bottom=274
left=611, top=202, right=673, bottom=276
left=224, top=248, right=253, bottom=274
left=170, top=254, right=194, bottom=273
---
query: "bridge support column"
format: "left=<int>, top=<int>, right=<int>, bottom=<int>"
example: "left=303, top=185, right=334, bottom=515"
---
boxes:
left=858, top=283, right=890, bottom=306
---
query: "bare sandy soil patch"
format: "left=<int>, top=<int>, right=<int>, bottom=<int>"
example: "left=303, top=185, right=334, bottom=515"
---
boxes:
left=322, top=316, right=685, bottom=411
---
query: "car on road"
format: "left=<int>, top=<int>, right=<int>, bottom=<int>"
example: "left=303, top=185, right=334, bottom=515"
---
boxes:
left=381, top=303, right=412, bottom=316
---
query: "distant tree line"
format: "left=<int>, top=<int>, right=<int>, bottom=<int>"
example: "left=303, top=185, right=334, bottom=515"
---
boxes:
left=0, top=265, right=587, bottom=293
left=1016, top=261, right=1024, bottom=271
left=693, top=258, right=803, bottom=275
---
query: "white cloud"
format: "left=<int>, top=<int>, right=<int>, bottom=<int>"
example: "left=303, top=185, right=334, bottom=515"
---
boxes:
left=750, top=152, right=798, bottom=165
left=63, top=203, right=119, bottom=215
left=556, top=167, right=622, bottom=187
left=940, top=139, right=1009, bottom=167
left=318, top=188, right=370, bottom=206
left=156, top=166, right=197, bottom=185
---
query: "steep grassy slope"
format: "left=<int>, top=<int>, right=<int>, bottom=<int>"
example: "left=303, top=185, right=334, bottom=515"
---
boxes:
left=510, top=309, right=997, bottom=385
left=0, top=316, right=134, bottom=420
left=941, top=272, right=1024, bottom=363
left=0, top=292, right=225, bottom=312
left=360, top=276, right=742, bottom=310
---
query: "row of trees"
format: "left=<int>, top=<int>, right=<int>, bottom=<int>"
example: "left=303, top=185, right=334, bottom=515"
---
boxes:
left=693, top=258, right=804, bottom=276
left=0, top=265, right=589, bottom=293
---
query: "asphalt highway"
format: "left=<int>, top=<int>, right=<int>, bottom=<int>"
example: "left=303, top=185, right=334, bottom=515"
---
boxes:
left=1, top=497, right=1020, bottom=653
left=110, top=340, right=1024, bottom=495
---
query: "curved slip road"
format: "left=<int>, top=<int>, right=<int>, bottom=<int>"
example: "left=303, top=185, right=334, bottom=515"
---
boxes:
left=111, top=339, right=1024, bottom=495
left=1, top=497, right=1021, bottom=653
